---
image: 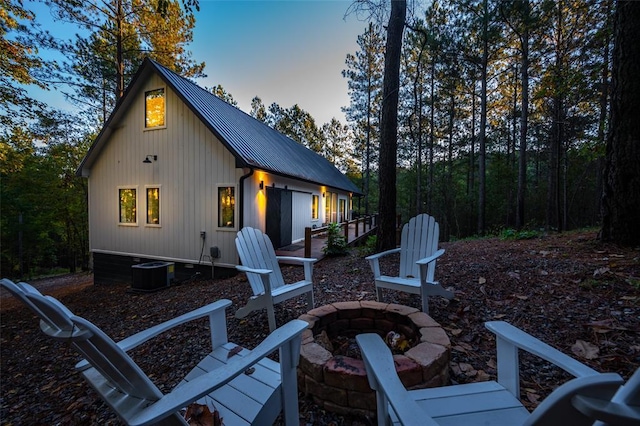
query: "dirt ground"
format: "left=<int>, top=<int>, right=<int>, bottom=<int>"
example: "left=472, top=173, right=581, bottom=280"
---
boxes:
left=1, top=229, right=638, bottom=425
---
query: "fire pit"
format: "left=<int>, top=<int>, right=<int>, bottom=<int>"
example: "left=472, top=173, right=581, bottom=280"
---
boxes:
left=297, top=301, right=450, bottom=418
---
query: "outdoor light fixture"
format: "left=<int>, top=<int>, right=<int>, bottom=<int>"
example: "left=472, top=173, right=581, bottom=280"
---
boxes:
left=143, top=155, right=157, bottom=164
left=259, top=180, right=264, bottom=190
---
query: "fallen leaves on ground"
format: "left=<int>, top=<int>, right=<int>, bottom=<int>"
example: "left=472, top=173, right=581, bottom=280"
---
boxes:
left=1, top=229, right=638, bottom=425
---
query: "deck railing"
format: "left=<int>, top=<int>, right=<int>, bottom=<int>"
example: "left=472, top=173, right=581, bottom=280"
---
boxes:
left=303, top=214, right=379, bottom=258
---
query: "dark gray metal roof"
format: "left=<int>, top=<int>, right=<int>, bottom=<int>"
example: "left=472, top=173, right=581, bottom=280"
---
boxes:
left=152, top=59, right=361, bottom=194
left=78, top=58, right=361, bottom=195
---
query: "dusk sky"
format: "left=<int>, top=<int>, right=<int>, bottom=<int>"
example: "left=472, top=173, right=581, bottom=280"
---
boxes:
left=30, top=0, right=369, bottom=125
left=194, top=1, right=367, bottom=124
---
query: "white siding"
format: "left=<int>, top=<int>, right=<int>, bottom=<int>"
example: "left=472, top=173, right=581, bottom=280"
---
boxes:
left=242, top=173, right=350, bottom=244
left=88, top=74, right=355, bottom=265
left=88, top=74, right=241, bottom=267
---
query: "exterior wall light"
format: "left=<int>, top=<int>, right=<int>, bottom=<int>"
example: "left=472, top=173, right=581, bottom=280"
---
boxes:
left=143, top=155, right=157, bottom=164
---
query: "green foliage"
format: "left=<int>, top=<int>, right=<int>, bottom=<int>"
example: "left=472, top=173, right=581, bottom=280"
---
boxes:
left=46, top=0, right=205, bottom=119
left=500, top=228, right=541, bottom=240
left=357, top=235, right=378, bottom=256
left=322, top=223, right=348, bottom=256
left=1, top=114, right=91, bottom=279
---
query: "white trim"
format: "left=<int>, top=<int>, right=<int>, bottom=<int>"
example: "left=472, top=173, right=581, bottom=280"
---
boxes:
left=215, top=183, right=238, bottom=231
left=144, top=184, right=162, bottom=227
left=91, top=248, right=236, bottom=269
left=143, top=86, right=167, bottom=130
left=117, top=185, right=139, bottom=226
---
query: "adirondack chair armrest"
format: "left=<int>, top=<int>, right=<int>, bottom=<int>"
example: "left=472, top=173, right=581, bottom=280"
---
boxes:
left=366, top=248, right=401, bottom=278
left=356, top=333, right=439, bottom=426
left=236, top=265, right=275, bottom=296
left=275, top=256, right=317, bottom=264
left=415, top=248, right=445, bottom=266
left=572, top=394, right=640, bottom=425
left=365, top=247, right=402, bottom=262
left=127, top=319, right=308, bottom=426
left=75, top=299, right=232, bottom=370
left=235, top=265, right=272, bottom=275
left=485, top=321, right=599, bottom=397
left=275, top=256, right=316, bottom=281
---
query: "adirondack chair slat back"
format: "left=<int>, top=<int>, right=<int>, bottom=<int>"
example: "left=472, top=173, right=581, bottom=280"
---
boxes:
left=236, top=227, right=286, bottom=295
left=69, top=315, right=164, bottom=400
left=524, top=373, right=623, bottom=425
left=0, top=279, right=75, bottom=334
left=399, top=214, right=439, bottom=281
left=24, top=291, right=163, bottom=401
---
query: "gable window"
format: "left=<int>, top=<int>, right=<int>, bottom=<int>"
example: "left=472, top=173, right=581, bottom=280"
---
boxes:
left=312, top=195, right=319, bottom=219
left=145, top=88, right=165, bottom=128
left=119, top=187, right=137, bottom=224
left=146, top=187, right=160, bottom=225
left=218, top=186, right=235, bottom=228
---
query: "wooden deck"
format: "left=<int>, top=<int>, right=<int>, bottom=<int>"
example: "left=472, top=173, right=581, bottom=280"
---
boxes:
left=275, top=218, right=377, bottom=261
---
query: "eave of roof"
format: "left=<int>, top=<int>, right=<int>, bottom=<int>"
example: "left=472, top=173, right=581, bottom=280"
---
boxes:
left=77, top=58, right=362, bottom=196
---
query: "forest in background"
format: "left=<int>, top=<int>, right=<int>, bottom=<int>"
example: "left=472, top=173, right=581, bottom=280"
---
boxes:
left=0, top=0, right=631, bottom=277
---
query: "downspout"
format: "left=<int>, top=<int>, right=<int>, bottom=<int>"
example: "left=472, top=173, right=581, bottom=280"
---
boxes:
left=238, top=167, right=254, bottom=229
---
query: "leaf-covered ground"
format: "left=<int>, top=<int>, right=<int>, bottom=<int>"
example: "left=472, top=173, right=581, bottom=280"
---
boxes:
left=1, top=229, right=638, bottom=425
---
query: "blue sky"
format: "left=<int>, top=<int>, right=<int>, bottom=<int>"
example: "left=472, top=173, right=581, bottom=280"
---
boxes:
left=194, top=1, right=366, bottom=124
left=28, top=0, right=368, bottom=125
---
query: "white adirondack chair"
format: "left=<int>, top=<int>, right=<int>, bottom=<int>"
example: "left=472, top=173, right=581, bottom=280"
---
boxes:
left=235, top=227, right=315, bottom=332
left=1, top=278, right=76, bottom=337
left=356, top=321, right=640, bottom=426
left=366, top=214, right=453, bottom=314
left=11, top=285, right=307, bottom=426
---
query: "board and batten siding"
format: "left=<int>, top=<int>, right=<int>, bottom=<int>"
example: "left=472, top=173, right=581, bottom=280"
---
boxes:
left=88, top=74, right=241, bottom=268
left=242, top=173, right=345, bottom=244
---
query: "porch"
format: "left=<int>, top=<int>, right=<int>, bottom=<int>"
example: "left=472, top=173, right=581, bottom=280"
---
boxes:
left=275, top=214, right=379, bottom=260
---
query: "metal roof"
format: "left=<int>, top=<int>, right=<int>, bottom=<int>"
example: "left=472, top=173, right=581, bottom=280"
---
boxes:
left=97, top=58, right=360, bottom=194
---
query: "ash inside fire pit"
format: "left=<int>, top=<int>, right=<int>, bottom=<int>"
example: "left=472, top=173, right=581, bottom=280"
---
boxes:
left=316, top=326, right=416, bottom=359
left=297, top=301, right=451, bottom=419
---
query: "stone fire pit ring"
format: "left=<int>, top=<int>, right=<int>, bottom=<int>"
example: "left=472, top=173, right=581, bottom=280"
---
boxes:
left=297, top=301, right=450, bottom=418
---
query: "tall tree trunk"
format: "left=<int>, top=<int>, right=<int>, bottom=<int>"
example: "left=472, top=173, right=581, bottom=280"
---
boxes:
left=477, top=0, right=489, bottom=236
left=596, top=0, right=612, bottom=225
left=468, top=76, right=477, bottom=234
left=547, top=1, right=564, bottom=232
left=116, top=0, right=125, bottom=100
left=601, top=1, right=640, bottom=246
left=365, top=25, right=374, bottom=216
left=516, top=1, right=530, bottom=229
left=377, top=0, right=406, bottom=251
left=428, top=58, right=436, bottom=213
left=414, top=44, right=425, bottom=215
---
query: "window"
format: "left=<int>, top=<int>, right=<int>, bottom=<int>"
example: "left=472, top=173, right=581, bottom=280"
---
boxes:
left=119, top=188, right=137, bottom=224
left=145, top=88, right=165, bottom=128
left=339, top=199, right=346, bottom=222
left=218, top=186, right=235, bottom=228
left=325, top=191, right=337, bottom=223
left=146, top=187, right=160, bottom=225
left=312, top=195, right=319, bottom=219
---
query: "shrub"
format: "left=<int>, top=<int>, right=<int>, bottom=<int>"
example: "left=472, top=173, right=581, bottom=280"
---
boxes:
left=357, top=235, right=378, bottom=256
left=323, top=222, right=348, bottom=256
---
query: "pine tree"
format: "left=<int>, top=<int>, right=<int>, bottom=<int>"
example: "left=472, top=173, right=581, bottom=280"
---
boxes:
left=600, top=0, right=640, bottom=245
left=378, top=0, right=406, bottom=250
left=342, top=23, right=385, bottom=215
left=45, top=0, right=204, bottom=121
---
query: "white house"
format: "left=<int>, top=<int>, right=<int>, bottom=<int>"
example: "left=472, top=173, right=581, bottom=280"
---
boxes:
left=77, top=58, right=361, bottom=284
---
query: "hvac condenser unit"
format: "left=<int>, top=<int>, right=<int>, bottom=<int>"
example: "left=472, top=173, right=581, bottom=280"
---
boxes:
left=131, top=261, right=175, bottom=292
